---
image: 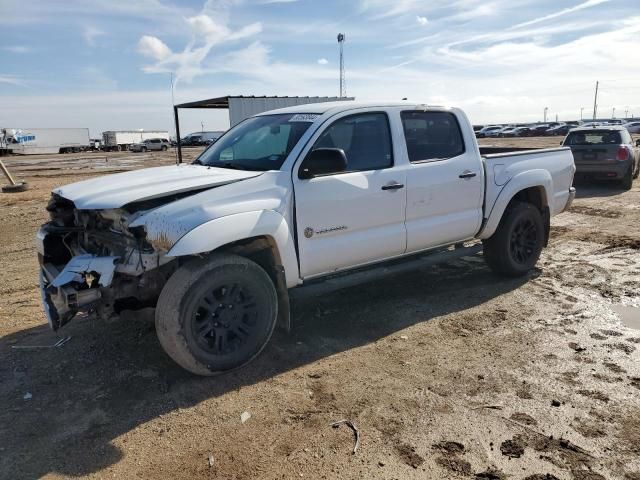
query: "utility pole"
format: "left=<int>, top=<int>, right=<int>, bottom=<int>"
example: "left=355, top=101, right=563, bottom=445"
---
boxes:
left=625, top=107, right=629, bottom=119
left=201, top=121, right=204, bottom=132
left=543, top=107, right=548, bottom=123
left=592, top=81, right=599, bottom=120
left=580, top=107, right=584, bottom=121
left=555, top=113, right=558, bottom=122
left=612, top=107, right=615, bottom=119
left=337, top=33, right=346, bottom=98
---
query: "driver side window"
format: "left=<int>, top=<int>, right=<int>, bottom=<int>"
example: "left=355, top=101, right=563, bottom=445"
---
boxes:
left=312, top=112, right=393, bottom=172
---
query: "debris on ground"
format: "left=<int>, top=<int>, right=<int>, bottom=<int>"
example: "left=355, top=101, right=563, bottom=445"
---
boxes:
left=330, top=419, right=360, bottom=454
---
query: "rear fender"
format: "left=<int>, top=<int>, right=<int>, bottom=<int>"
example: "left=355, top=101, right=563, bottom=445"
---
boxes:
left=478, top=169, right=552, bottom=240
left=167, top=210, right=300, bottom=287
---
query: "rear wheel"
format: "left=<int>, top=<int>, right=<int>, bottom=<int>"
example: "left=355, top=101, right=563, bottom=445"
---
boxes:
left=141, top=146, right=147, bottom=153
left=483, top=201, right=544, bottom=277
left=161, top=145, right=168, bottom=151
left=155, top=254, right=278, bottom=376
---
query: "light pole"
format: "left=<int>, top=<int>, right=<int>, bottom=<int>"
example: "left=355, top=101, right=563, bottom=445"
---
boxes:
left=543, top=107, right=548, bottom=123
left=201, top=121, right=204, bottom=132
left=612, top=107, right=615, bottom=119
left=580, top=107, right=584, bottom=121
left=625, top=107, right=629, bottom=119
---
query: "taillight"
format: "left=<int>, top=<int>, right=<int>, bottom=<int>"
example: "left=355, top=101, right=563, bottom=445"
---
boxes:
left=616, top=146, right=629, bottom=161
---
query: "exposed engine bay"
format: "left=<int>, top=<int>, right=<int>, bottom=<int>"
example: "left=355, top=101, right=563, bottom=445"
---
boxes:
left=37, top=194, right=178, bottom=330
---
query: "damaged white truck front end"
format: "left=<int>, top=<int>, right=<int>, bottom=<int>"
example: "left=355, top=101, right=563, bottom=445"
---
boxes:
left=36, top=165, right=265, bottom=330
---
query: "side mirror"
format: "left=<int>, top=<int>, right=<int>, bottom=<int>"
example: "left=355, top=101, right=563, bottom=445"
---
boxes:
left=299, top=148, right=347, bottom=179
left=636, top=139, right=640, bottom=147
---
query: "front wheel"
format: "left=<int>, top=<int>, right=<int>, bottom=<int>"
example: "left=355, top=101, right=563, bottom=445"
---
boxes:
left=161, top=145, right=168, bottom=151
left=483, top=201, right=544, bottom=277
left=155, top=253, right=278, bottom=376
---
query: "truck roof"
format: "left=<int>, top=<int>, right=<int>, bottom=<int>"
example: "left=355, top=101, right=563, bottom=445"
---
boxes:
left=256, top=101, right=452, bottom=116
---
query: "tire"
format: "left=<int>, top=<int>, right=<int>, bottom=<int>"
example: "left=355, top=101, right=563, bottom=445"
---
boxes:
left=141, top=147, right=147, bottom=153
left=161, top=145, right=168, bottom=151
left=155, top=253, right=278, bottom=376
left=621, top=167, right=633, bottom=190
left=632, top=161, right=639, bottom=180
left=482, top=201, right=545, bottom=277
left=2, top=181, right=28, bottom=193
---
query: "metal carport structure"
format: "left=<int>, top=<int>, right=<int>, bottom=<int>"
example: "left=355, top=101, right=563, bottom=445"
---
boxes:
left=173, top=95, right=353, bottom=164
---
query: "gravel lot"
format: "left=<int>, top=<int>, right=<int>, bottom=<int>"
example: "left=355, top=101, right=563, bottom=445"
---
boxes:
left=1, top=138, right=639, bottom=479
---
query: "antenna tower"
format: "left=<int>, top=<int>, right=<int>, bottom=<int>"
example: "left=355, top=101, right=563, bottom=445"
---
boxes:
left=338, top=33, right=346, bottom=98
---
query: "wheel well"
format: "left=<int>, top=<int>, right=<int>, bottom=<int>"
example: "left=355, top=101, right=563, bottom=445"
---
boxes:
left=510, top=186, right=547, bottom=212
left=508, top=186, right=550, bottom=246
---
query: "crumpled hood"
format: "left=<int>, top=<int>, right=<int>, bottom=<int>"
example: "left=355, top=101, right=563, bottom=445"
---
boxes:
left=53, top=165, right=262, bottom=209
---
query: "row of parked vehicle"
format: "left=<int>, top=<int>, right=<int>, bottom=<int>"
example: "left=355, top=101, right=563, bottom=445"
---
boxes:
left=475, top=120, right=640, bottom=138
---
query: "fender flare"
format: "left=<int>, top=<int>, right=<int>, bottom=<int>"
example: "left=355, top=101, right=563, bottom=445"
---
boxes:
left=166, top=210, right=300, bottom=288
left=478, top=169, right=552, bottom=240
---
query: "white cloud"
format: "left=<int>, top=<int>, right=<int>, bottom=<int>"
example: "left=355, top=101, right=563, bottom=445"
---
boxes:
left=317, top=58, right=329, bottom=65
left=138, top=35, right=172, bottom=61
left=416, top=16, right=428, bottom=26
left=83, top=25, right=105, bottom=47
left=0, top=74, right=26, bottom=87
left=2, top=46, right=32, bottom=54
left=510, top=0, right=612, bottom=30
left=137, top=7, right=262, bottom=84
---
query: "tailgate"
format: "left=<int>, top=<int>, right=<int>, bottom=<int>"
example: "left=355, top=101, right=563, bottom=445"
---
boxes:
left=570, top=145, right=618, bottom=164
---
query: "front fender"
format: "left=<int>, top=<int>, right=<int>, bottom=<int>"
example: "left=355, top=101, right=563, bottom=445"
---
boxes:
left=478, top=169, right=552, bottom=240
left=167, top=210, right=300, bottom=288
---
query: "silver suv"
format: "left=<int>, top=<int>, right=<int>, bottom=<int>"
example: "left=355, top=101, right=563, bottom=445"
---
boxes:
left=130, top=138, right=170, bottom=152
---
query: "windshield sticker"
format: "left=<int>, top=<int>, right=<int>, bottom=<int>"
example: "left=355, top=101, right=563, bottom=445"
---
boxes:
left=289, top=114, right=320, bottom=123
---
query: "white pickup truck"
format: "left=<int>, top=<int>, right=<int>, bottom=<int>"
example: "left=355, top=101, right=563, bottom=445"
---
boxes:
left=37, top=102, right=575, bottom=375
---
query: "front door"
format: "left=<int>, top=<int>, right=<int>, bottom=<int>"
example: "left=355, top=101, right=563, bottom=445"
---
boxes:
left=293, top=111, right=407, bottom=279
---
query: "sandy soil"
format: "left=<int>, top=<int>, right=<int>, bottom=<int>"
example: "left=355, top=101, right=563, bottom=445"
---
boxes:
left=1, top=139, right=639, bottom=480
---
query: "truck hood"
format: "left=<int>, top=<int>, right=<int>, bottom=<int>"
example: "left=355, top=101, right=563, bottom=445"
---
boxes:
left=53, top=165, right=262, bottom=209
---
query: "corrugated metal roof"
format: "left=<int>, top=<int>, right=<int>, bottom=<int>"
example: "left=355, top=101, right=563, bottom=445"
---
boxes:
left=175, top=95, right=354, bottom=109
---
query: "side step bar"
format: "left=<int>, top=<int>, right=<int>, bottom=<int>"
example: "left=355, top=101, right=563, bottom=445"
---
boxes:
left=291, top=242, right=483, bottom=301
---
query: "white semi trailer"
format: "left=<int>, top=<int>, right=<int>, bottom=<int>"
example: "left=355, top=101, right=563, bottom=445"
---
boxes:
left=102, top=131, right=170, bottom=152
left=1, top=128, right=90, bottom=155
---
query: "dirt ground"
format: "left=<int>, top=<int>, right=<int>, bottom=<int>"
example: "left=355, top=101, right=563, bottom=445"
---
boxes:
left=1, top=138, right=639, bottom=480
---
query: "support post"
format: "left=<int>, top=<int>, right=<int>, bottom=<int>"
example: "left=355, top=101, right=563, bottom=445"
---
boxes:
left=174, top=105, right=183, bottom=165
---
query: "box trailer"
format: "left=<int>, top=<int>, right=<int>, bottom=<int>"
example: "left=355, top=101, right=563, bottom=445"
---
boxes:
left=102, top=130, right=170, bottom=151
left=1, top=128, right=90, bottom=155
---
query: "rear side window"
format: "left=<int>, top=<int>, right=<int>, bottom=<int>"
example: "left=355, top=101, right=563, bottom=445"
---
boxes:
left=565, top=131, right=622, bottom=145
left=313, top=112, right=393, bottom=171
left=401, top=111, right=465, bottom=162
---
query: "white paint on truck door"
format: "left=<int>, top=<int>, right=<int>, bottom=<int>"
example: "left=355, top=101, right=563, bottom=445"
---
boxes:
left=400, top=110, right=483, bottom=252
left=294, top=111, right=407, bottom=278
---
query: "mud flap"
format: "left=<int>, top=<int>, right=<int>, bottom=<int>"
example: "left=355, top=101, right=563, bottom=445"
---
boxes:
left=274, top=265, right=291, bottom=332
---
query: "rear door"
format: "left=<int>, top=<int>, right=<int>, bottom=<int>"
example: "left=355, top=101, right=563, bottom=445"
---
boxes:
left=401, top=110, right=484, bottom=252
left=293, top=110, right=407, bottom=278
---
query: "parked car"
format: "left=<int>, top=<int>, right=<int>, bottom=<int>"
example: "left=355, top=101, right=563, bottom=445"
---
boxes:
left=509, top=126, right=534, bottom=137
left=563, top=126, right=640, bottom=189
left=498, top=127, right=518, bottom=137
left=37, top=102, right=575, bottom=375
left=475, top=125, right=503, bottom=138
left=530, top=124, right=551, bottom=136
left=130, top=138, right=170, bottom=152
left=546, top=124, right=571, bottom=136
left=623, top=121, right=640, bottom=134
left=181, top=131, right=224, bottom=146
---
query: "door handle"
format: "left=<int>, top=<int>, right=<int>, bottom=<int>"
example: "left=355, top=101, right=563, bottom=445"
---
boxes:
left=381, top=182, right=404, bottom=191
left=459, top=171, right=477, bottom=179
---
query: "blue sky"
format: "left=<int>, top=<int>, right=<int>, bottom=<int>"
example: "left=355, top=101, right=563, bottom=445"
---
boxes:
left=1, top=0, right=638, bottom=136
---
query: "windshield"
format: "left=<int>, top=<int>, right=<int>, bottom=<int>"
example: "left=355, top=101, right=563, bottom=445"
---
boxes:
left=195, top=113, right=316, bottom=171
left=564, top=130, right=622, bottom=146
